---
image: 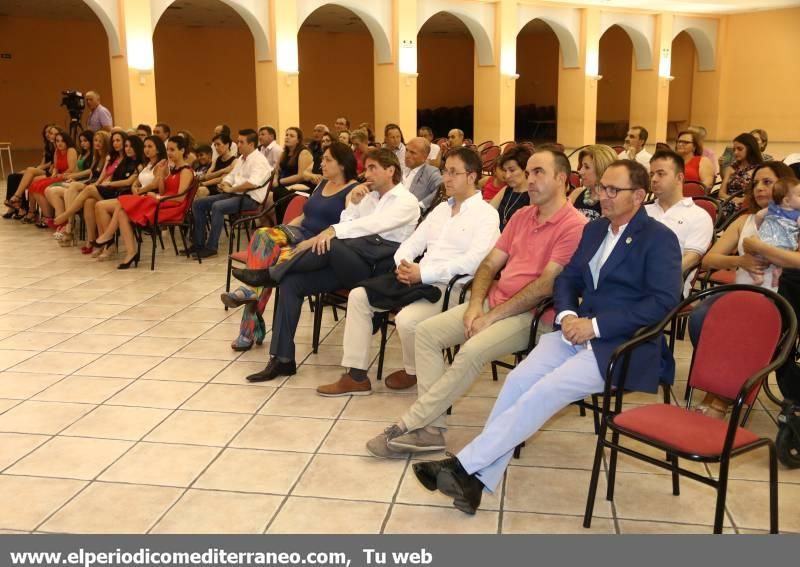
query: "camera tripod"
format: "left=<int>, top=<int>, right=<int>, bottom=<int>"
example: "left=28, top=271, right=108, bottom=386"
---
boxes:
left=68, top=116, right=83, bottom=143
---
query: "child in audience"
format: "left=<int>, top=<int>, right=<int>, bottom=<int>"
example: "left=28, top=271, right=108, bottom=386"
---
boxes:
left=193, top=145, right=213, bottom=177
left=479, top=161, right=506, bottom=201
left=753, top=177, right=800, bottom=289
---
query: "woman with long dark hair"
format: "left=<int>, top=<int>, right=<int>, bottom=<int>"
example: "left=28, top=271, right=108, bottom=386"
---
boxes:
left=221, top=142, right=359, bottom=350
left=270, top=127, right=314, bottom=223
left=4, top=124, right=59, bottom=219
left=719, top=132, right=763, bottom=200
left=27, top=131, right=79, bottom=227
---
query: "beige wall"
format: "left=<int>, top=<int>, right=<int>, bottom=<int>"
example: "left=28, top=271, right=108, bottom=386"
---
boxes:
left=153, top=22, right=257, bottom=145
left=298, top=28, right=374, bottom=136
left=0, top=15, right=113, bottom=150
left=516, top=26, right=559, bottom=107
left=417, top=35, right=474, bottom=109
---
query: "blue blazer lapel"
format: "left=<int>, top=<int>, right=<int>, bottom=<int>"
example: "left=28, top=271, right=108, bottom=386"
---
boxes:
left=597, top=207, right=649, bottom=287
left=584, top=218, right=610, bottom=288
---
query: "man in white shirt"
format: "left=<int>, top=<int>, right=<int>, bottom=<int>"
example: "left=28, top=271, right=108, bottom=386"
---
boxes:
left=448, top=129, right=465, bottom=149
left=384, top=123, right=407, bottom=176
left=317, top=147, right=500, bottom=397
left=621, top=125, right=652, bottom=167
left=418, top=126, right=442, bottom=168
left=403, top=137, right=443, bottom=211
left=239, top=148, right=420, bottom=383
left=647, top=149, right=714, bottom=295
left=257, top=126, right=281, bottom=168
left=84, top=91, right=112, bottom=132
left=412, top=160, right=682, bottom=515
left=191, top=129, right=272, bottom=258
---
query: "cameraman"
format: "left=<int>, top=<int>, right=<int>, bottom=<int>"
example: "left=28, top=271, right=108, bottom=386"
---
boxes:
left=85, top=91, right=112, bottom=132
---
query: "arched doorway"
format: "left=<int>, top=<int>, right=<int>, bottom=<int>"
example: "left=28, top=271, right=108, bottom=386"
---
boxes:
left=417, top=12, right=475, bottom=142
left=515, top=19, right=560, bottom=142
left=153, top=0, right=257, bottom=143
left=2, top=0, right=113, bottom=151
left=298, top=4, right=374, bottom=137
left=596, top=25, right=634, bottom=143
left=668, top=31, right=697, bottom=141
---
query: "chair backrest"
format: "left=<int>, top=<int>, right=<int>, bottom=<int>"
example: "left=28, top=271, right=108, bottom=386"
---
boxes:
left=689, top=290, right=784, bottom=402
left=569, top=171, right=581, bottom=189
left=283, top=194, right=308, bottom=224
left=692, top=196, right=719, bottom=225
left=480, top=145, right=501, bottom=173
left=683, top=181, right=707, bottom=198
left=612, top=145, right=626, bottom=155
left=475, top=140, right=494, bottom=153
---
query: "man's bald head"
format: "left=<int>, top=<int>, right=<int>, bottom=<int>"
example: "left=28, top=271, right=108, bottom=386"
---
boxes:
left=404, top=137, right=431, bottom=169
left=448, top=129, right=464, bottom=148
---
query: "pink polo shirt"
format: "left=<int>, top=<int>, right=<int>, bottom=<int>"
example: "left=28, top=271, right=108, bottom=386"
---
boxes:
left=488, top=201, right=587, bottom=308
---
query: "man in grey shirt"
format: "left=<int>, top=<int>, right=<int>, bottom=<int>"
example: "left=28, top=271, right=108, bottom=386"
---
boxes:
left=84, top=91, right=112, bottom=132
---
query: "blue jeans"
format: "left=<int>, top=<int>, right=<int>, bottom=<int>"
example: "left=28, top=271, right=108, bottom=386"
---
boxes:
left=192, top=193, right=258, bottom=251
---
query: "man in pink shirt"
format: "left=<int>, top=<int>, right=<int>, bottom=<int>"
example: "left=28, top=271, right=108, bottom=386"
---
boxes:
left=367, top=149, right=587, bottom=458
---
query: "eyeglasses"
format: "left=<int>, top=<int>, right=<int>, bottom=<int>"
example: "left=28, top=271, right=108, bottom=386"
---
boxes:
left=598, top=184, right=636, bottom=198
left=442, top=169, right=469, bottom=177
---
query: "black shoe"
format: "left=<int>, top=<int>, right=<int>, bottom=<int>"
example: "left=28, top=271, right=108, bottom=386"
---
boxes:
left=413, top=455, right=459, bottom=491
left=180, top=244, right=197, bottom=255
left=246, top=357, right=296, bottom=382
left=195, top=247, right=218, bottom=259
left=2, top=210, right=14, bottom=219
left=232, top=267, right=277, bottom=288
left=435, top=460, right=484, bottom=515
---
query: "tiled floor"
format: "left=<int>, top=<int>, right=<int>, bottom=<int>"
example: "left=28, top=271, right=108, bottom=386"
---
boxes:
left=0, top=180, right=797, bottom=534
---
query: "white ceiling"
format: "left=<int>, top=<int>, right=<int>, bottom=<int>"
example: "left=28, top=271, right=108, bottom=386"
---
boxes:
left=533, top=0, right=800, bottom=14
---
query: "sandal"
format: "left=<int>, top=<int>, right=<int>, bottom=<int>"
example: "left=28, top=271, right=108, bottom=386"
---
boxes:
left=231, top=334, right=255, bottom=352
left=695, top=404, right=727, bottom=420
left=35, top=220, right=49, bottom=229
left=219, top=287, right=258, bottom=309
left=21, top=214, right=36, bottom=224
left=58, top=232, right=74, bottom=247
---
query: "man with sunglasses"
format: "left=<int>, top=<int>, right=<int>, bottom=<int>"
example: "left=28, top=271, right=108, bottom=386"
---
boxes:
left=413, top=159, right=682, bottom=515
left=366, top=148, right=587, bottom=458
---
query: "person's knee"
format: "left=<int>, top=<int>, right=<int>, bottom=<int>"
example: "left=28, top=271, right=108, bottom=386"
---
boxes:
left=347, top=287, right=371, bottom=313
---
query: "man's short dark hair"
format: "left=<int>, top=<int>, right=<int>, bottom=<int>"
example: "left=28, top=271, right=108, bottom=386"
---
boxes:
left=136, top=124, right=152, bottom=135
left=533, top=148, right=571, bottom=182
left=444, top=147, right=483, bottom=184
left=154, top=122, right=171, bottom=136
left=212, top=133, right=231, bottom=146
left=650, top=149, right=685, bottom=174
left=219, top=124, right=231, bottom=136
left=196, top=144, right=212, bottom=155
left=632, top=125, right=649, bottom=144
left=259, top=126, right=277, bottom=139
left=365, top=147, right=403, bottom=185
left=608, top=159, right=651, bottom=192
left=337, top=116, right=350, bottom=128
left=238, top=128, right=258, bottom=147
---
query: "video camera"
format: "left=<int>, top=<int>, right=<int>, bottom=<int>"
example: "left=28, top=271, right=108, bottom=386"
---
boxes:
left=61, top=90, right=85, bottom=120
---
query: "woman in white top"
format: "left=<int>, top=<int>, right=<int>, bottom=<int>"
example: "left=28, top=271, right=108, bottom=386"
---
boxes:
left=697, top=161, right=797, bottom=418
left=94, top=135, right=166, bottom=240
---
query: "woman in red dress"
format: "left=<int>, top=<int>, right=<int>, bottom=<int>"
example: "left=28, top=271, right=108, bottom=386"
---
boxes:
left=27, top=132, right=79, bottom=227
left=92, top=136, right=194, bottom=269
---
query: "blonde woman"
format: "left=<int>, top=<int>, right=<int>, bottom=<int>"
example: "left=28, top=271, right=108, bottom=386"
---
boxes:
left=569, top=144, right=617, bottom=221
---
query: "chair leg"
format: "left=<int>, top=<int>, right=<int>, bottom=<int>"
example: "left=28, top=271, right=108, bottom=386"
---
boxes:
left=671, top=455, right=680, bottom=496
left=224, top=259, right=233, bottom=310
left=168, top=226, right=179, bottom=256
left=606, top=430, right=621, bottom=501
left=768, top=442, right=779, bottom=534
left=376, top=316, right=388, bottom=381
left=157, top=229, right=165, bottom=251
left=591, top=394, right=601, bottom=434
left=491, top=361, right=499, bottom=382
left=583, top=425, right=607, bottom=528
left=150, top=231, right=157, bottom=271
left=311, top=294, right=323, bottom=354
left=513, top=441, right=525, bottom=459
left=713, top=458, right=731, bottom=534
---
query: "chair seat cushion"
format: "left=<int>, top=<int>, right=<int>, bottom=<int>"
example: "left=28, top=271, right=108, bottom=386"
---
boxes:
left=612, top=404, right=761, bottom=458
left=230, top=251, right=248, bottom=263
left=709, top=270, right=735, bottom=284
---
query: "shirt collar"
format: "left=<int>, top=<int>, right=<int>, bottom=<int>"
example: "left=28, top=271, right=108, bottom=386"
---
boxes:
left=447, top=191, right=482, bottom=209
left=608, top=222, right=629, bottom=237
left=531, top=199, right=576, bottom=226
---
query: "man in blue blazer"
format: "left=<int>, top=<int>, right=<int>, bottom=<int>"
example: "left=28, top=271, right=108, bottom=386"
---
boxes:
left=412, top=159, right=682, bottom=515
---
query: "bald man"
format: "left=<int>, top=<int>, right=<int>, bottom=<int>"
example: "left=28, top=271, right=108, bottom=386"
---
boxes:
left=404, top=137, right=443, bottom=211
left=448, top=129, right=465, bottom=149
left=85, top=91, right=112, bottom=132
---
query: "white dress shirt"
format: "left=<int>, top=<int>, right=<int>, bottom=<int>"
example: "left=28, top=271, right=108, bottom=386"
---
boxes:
left=403, top=165, right=422, bottom=190
left=427, top=143, right=441, bottom=162
left=260, top=140, right=282, bottom=169
left=629, top=148, right=652, bottom=167
left=222, top=150, right=272, bottom=203
left=332, top=183, right=420, bottom=243
left=394, top=192, right=500, bottom=284
left=556, top=222, right=629, bottom=344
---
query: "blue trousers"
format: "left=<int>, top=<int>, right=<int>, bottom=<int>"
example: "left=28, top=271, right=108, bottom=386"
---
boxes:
left=192, top=193, right=258, bottom=251
left=457, top=331, right=605, bottom=492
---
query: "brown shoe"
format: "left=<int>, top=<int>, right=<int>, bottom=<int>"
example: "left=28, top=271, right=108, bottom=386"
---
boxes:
left=317, top=373, right=372, bottom=397
left=385, top=370, right=417, bottom=390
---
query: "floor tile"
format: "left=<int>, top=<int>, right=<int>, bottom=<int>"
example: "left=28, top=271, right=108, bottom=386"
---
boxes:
left=511, top=430, right=608, bottom=470
left=181, top=384, right=273, bottom=413
left=0, top=432, right=50, bottom=470
left=30, top=317, right=106, bottom=334
left=268, top=497, right=388, bottom=534
left=617, top=519, right=727, bottom=534
left=40, top=482, right=182, bottom=534
left=210, top=362, right=277, bottom=386
left=99, top=442, right=220, bottom=487
left=340, top=393, right=416, bottom=422
left=173, top=339, right=242, bottom=361
left=7, top=436, right=133, bottom=480
left=194, top=448, right=311, bottom=494
left=726, top=479, right=800, bottom=532
left=83, top=319, right=159, bottom=336
left=231, top=415, right=333, bottom=453
left=140, top=320, right=216, bottom=339
left=32, top=376, right=131, bottom=404
left=384, top=504, right=498, bottom=534
left=0, top=400, right=95, bottom=434
left=502, top=512, right=614, bottom=534
left=0, top=332, right=74, bottom=351
left=62, top=405, right=171, bottom=441
left=110, top=336, right=192, bottom=357
left=48, top=333, right=131, bottom=354
left=319, top=419, right=395, bottom=457
left=260, top=388, right=348, bottom=419
left=152, top=490, right=282, bottom=534
left=504, top=466, right=613, bottom=518
left=0, top=372, right=65, bottom=399
left=73, top=354, right=164, bottom=378
left=145, top=410, right=250, bottom=446
left=11, top=351, right=100, bottom=374
left=0, top=475, right=86, bottom=531
left=165, top=307, right=229, bottom=324
left=0, top=350, right=38, bottom=371
left=107, top=380, right=203, bottom=409
left=293, top=454, right=406, bottom=503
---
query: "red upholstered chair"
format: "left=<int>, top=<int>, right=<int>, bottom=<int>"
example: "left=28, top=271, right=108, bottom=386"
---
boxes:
left=479, top=145, right=501, bottom=175
left=683, top=180, right=708, bottom=198
left=584, top=285, right=797, bottom=534
left=569, top=171, right=582, bottom=190
left=612, top=145, right=626, bottom=155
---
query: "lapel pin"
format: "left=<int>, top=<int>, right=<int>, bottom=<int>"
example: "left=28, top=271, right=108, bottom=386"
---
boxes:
left=625, top=237, right=632, bottom=244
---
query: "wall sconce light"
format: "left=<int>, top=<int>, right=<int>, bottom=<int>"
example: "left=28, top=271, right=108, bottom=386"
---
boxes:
left=285, top=71, right=299, bottom=86
left=505, top=73, right=520, bottom=87
left=401, top=72, right=418, bottom=86
left=127, top=36, right=154, bottom=86
left=136, top=69, right=152, bottom=86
